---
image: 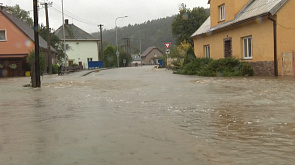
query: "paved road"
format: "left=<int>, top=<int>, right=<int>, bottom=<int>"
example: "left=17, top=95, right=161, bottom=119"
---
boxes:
left=0, top=66, right=295, bottom=165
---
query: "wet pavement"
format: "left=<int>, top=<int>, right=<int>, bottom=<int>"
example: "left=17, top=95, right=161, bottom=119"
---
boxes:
left=0, top=66, right=295, bottom=165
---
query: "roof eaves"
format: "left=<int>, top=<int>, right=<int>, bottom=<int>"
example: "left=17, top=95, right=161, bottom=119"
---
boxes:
left=192, top=13, right=270, bottom=38
left=270, top=0, right=288, bottom=15
left=192, top=0, right=288, bottom=38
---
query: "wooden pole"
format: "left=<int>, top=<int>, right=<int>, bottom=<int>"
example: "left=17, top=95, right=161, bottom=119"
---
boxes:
left=45, top=3, right=52, bottom=74
left=33, top=0, right=41, bottom=87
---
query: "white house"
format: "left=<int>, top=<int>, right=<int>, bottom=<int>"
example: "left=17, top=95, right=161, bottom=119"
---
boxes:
left=55, top=19, right=100, bottom=69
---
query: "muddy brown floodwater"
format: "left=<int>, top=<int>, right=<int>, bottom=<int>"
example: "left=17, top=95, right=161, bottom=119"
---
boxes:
left=0, top=66, right=295, bottom=165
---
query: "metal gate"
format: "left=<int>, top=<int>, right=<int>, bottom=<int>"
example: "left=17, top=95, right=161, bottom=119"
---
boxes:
left=281, top=51, right=295, bottom=76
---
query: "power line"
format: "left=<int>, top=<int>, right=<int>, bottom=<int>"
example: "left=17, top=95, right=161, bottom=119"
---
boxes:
left=50, top=5, right=97, bottom=26
left=51, top=3, right=97, bottom=26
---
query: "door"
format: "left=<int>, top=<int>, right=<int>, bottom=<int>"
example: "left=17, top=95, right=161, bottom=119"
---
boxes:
left=68, top=60, right=73, bottom=66
left=281, top=52, right=295, bottom=76
left=224, top=38, right=232, bottom=58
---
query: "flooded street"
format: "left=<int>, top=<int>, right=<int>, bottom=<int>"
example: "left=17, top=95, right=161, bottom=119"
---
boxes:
left=0, top=66, right=295, bottom=165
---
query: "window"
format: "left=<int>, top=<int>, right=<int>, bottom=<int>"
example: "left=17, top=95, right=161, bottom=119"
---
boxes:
left=87, top=58, right=93, bottom=62
left=243, top=36, right=252, bottom=59
left=154, top=53, right=157, bottom=57
left=219, top=5, right=225, bottom=21
left=0, top=30, right=7, bottom=41
left=204, top=45, right=210, bottom=58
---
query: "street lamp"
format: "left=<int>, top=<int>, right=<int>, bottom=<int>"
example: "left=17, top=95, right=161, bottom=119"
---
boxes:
left=115, top=16, right=128, bottom=68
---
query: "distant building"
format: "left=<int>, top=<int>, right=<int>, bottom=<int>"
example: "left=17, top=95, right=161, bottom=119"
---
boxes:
left=191, top=0, right=295, bottom=76
left=54, top=19, right=100, bottom=69
left=141, top=46, right=164, bottom=65
left=131, top=54, right=141, bottom=67
left=0, top=8, right=56, bottom=77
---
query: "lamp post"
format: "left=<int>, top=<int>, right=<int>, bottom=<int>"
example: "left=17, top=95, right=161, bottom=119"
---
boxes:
left=115, top=16, right=128, bottom=68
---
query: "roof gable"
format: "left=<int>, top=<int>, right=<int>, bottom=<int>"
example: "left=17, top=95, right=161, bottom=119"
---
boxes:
left=141, top=46, right=163, bottom=57
left=0, top=9, right=56, bottom=51
left=192, top=0, right=288, bottom=37
left=55, top=23, right=98, bottom=40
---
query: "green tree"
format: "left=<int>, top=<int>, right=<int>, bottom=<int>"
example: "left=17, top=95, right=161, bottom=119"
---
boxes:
left=171, top=6, right=209, bottom=45
left=27, top=51, right=46, bottom=75
left=6, top=5, right=33, bottom=27
left=103, top=45, right=117, bottom=67
left=38, top=24, right=64, bottom=65
left=119, top=52, right=132, bottom=67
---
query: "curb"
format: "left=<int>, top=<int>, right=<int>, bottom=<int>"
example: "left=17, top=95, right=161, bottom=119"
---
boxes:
left=82, top=68, right=109, bottom=77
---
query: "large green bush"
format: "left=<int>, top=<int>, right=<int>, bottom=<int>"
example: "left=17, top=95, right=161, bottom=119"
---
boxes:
left=28, top=51, right=46, bottom=75
left=103, top=45, right=117, bottom=68
left=176, top=57, right=254, bottom=77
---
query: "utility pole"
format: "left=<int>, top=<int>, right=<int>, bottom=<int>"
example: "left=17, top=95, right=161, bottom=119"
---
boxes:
left=41, top=2, right=53, bottom=74
left=122, top=38, right=130, bottom=54
left=61, top=0, right=67, bottom=67
left=33, top=0, right=41, bottom=87
left=98, top=24, right=104, bottom=61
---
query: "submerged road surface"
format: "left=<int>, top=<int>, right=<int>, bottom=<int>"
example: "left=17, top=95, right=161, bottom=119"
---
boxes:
left=0, top=66, right=295, bottom=165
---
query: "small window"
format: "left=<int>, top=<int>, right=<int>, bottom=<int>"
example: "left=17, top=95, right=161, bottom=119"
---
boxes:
left=219, top=5, right=225, bottom=21
left=87, top=58, right=93, bottom=62
left=243, top=36, right=252, bottom=59
left=204, top=45, right=210, bottom=58
left=154, top=53, right=157, bottom=57
left=0, top=30, right=7, bottom=41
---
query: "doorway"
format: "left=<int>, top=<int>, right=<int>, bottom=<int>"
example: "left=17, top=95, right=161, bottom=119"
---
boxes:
left=224, top=37, right=232, bottom=58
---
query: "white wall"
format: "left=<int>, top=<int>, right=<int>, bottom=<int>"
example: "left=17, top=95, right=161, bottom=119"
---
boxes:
left=66, top=40, right=99, bottom=69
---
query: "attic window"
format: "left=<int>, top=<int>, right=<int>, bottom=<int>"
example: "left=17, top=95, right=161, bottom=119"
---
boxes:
left=219, top=5, right=225, bottom=21
left=0, top=30, right=7, bottom=41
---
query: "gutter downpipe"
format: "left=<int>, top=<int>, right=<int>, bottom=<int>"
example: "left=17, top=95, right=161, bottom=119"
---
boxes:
left=268, top=15, right=278, bottom=77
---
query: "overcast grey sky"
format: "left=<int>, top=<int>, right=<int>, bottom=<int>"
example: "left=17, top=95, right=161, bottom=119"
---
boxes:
left=2, top=0, right=209, bottom=33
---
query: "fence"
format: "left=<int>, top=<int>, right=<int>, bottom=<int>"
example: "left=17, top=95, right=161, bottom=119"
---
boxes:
left=281, top=51, right=295, bottom=76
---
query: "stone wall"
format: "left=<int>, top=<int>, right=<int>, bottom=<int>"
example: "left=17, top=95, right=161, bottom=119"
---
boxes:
left=250, top=61, right=274, bottom=76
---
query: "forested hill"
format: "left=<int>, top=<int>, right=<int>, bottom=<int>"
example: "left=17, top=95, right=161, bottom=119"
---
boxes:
left=92, top=16, right=176, bottom=54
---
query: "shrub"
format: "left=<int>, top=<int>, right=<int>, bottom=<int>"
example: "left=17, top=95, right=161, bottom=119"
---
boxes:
left=27, top=50, right=46, bottom=75
left=177, top=57, right=254, bottom=77
left=240, top=62, right=254, bottom=76
left=171, top=60, right=182, bottom=70
left=52, top=64, right=59, bottom=74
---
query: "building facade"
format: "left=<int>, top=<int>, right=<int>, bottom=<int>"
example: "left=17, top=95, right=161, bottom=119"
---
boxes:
left=55, top=20, right=100, bottom=69
left=192, top=0, right=295, bottom=76
left=141, top=46, right=164, bottom=65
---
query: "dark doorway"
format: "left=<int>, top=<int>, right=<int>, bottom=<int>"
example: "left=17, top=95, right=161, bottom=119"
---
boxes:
left=68, top=60, right=73, bottom=66
left=224, top=38, right=232, bottom=58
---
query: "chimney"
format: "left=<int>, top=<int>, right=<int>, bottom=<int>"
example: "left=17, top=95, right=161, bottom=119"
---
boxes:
left=65, top=19, right=69, bottom=25
left=0, top=3, right=3, bottom=10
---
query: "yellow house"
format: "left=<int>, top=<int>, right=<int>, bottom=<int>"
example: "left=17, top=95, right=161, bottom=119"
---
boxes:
left=191, top=0, right=295, bottom=76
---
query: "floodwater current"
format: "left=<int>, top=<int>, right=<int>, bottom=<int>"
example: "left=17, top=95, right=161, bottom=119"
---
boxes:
left=0, top=66, right=294, bottom=165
